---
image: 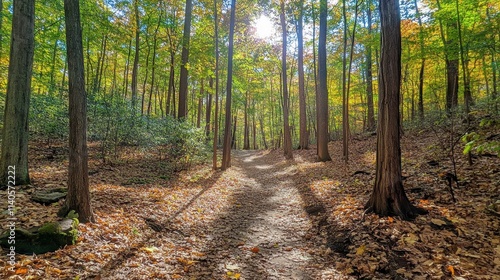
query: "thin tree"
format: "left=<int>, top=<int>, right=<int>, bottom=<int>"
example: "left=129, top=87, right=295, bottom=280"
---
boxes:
left=178, top=0, right=193, bottom=119
left=213, top=0, right=220, bottom=170
left=0, top=0, right=35, bottom=187
left=221, top=0, right=236, bottom=170
left=280, top=0, right=293, bottom=159
left=60, top=0, right=95, bottom=223
left=413, top=0, right=425, bottom=121
left=296, top=0, right=308, bottom=149
left=131, top=0, right=140, bottom=114
left=364, top=0, right=427, bottom=220
left=364, top=0, right=376, bottom=131
left=317, top=0, right=331, bottom=161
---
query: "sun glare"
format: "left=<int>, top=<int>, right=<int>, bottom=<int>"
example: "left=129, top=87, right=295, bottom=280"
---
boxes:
left=254, top=15, right=274, bottom=39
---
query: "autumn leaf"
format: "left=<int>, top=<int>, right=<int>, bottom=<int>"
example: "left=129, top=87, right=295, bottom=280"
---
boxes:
left=15, top=267, right=28, bottom=275
left=250, top=247, right=260, bottom=253
left=447, top=265, right=455, bottom=276
left=356, top=244, right=366, bottom=255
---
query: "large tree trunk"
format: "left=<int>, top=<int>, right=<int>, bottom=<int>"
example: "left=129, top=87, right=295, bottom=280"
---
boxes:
left=0, top=0, right=35, bottom=187
left=316, top=0, right=331, bottom=162
left=364, top=0, right=426, bottom=220
left=222, top=0, right=236, bottom=170
left=178, top=0, right=193, bottom=119
left=61, top=0, right=94, bottom=223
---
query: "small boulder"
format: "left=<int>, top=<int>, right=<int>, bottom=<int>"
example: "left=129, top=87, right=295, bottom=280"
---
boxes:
left=0, top=219, right=79, bottom=254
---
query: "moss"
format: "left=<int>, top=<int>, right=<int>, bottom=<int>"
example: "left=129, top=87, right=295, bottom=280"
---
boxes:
left=38, top=222, right=62, bottom=235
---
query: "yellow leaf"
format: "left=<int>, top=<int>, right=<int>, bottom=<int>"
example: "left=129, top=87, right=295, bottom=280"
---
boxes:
left=356, top=244, right=366, bottom=255
left=387, top=217, right=394, bottom=223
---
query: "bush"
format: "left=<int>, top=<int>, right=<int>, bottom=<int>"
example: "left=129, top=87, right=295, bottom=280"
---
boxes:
left=29, top=94, right=69, bottom=142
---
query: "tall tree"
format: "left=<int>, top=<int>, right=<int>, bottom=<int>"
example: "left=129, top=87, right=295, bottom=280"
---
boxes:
left=131, top=0, right=140, bottom=114
left=365, top=0, right=426, bottom=220
left=316, top=0, right=331, bottom=161
left=60, top=0, right=94, bottom=223
left=213, top=0, right=220, bottom=170
left=296, top=0, right=308, bottom=149
left=413, top=0, right=425, bottom=120
left=222, top=0, right=236, bottom=170
left=178, top=0, right=193, bottom=119
left=365, top=0, right=376, bottom=131
left=0, top=0, right=35, bottom=187
left=280, top=0, right=293, bottom=159
left=436, top=0, right=459, bottom=112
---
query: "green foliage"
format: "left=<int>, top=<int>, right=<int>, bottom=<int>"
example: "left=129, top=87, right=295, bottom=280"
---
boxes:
left=87, top=93, right=209, bottom=167
left=29, top=94, right=69, bottom=141
left=462, top=117, right=500, bottom=156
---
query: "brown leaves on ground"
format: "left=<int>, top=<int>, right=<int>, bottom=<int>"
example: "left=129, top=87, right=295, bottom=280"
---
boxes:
left=0, top=129, right=499, bottom=279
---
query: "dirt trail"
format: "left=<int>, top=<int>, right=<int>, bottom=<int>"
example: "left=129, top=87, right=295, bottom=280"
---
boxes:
left=188, top=150, right=327, bottom=279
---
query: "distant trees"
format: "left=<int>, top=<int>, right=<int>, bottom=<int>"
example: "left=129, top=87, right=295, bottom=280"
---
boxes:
left=0, top=0, right=35, bottom=186
left=60, top=0, right=94, bottom=223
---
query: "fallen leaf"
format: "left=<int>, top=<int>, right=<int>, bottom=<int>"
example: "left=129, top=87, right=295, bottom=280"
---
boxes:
left=15, top=267, right=28, bottom=275
left=447, top=265, right=455, bottom=276
left=356, top=244, right=366, bottom=255
left=251, top=247, right=260, bottom=253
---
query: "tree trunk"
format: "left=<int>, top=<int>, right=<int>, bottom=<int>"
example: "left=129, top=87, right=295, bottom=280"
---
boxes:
left=61, top=0, right=94, bottom=223
left=122, top=39, right=132, bottom=98
left=197, top=79, right=204, bottom=128
left=297, top=0, right=308, bottom=149
left=316, top=0, right=331, bottom=162
left=0, top=0, right=35, bottom=186
left=365, top=1, right=376, bottom=131
left=365, top=0, right=426, bottom=220
left=280, top=0, right=293, bottom=159
left=178, top=0, right=193, bottom=119
left=141, top=33, right=151, bottom=116
left=222, top=0, right=236, bottom=170
left=213, top=0, right=220, bottom=170
left=147, top=14, right=161, bottom=117
left=243, top=91, right=250, bottom=149
left=131, top=0, right=140, bottom=114
left=206, top=77, right=213, bottom=139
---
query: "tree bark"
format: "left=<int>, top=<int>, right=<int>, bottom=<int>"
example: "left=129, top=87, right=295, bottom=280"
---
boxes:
left=222, top=0, right=236, bottom=170
left=365, top=0, right=426, bottom=220
left=365, top=1, right=376, bottom=131
left=297, top=0, right=308, bottom=149
left=280, top=0, right=293, bottom=159
left=212, top=0, right=220, bottom=170
left=0, top=0, right=35, bottom=186
left=62, top=0, right=94, bottom=223
left=317, top=0, right=331, bottom=162
left=131, top=0, right=140, bottom=114
left=178, top=0, right=193, bottom=119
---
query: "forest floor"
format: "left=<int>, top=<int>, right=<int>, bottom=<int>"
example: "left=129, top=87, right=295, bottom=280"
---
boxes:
left=1, top=128, right=499, bottom=279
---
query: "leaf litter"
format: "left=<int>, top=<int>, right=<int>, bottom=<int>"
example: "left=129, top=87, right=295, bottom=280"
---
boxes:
left=0, top=130, right=499, bottom=279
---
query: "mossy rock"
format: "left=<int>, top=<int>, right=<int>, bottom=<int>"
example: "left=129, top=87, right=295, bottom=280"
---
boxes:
left=0, top=219, right=79, bottom=254
left=32, top=191, right=67, bottom=204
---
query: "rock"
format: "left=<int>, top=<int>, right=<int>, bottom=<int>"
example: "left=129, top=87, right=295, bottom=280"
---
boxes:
left=0, top=219, right=79, bottom=254
left=32, top=190, right=67, bottom=204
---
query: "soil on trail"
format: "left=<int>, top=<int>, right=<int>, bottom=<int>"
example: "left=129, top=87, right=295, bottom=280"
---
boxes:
left=188, top=150, right=320, bottom=279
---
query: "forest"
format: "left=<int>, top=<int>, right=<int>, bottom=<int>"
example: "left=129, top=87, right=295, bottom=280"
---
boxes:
left=0, top=0, right=499, bottom=278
